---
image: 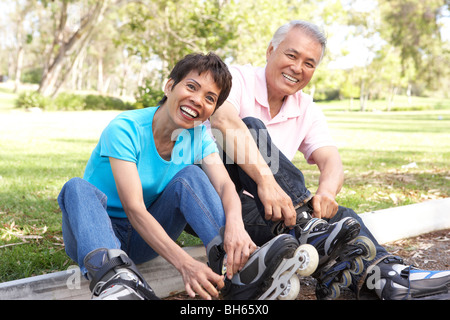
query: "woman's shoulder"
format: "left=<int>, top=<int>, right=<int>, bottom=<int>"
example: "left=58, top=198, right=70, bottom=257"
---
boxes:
left=113, top=106, right=158, bottom=127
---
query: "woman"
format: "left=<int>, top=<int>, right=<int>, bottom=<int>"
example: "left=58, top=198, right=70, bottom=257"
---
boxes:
left=58, top=53, right=257, bottom=300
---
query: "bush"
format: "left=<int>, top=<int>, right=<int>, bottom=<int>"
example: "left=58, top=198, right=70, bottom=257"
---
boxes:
left=52, top=92, right=86, bottom=111
left=15, top=91, right=134, bottom=111
left=84, top=94, right=134, bottom=110
left=15, top=91, right=50, bottom=110
left=135, top=79, right=164, bottom=108
left=21, top=67, right=42, bottom=84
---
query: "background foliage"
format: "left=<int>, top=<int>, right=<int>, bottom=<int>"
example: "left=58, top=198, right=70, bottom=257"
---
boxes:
left=1, top=0, right=449, bottom=109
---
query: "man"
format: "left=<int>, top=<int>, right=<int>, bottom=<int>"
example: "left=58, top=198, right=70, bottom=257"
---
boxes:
left=210, top=20, right=450, bottom=300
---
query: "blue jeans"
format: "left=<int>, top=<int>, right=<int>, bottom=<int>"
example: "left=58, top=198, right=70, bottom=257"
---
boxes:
left=222, top=117, right=388, bottom=264
left=58, top=165, right=225, bottom=275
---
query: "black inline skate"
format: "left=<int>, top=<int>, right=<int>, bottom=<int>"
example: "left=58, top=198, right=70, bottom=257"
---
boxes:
left=207, top=231, right=318, bottom=300
left=365, top=256, right=450, bottom=300
left=314, top=235, right=376, bottom=299
left=272, top=201, right=362, bottom=272
left=84, top=248, right=159, bottom=300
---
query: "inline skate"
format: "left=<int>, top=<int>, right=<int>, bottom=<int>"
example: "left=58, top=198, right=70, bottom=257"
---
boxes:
left=366, top=255, right=450, bottom=300
left=207, top=231, right=318, bottom=300
left=84, top=248, right=159, bottom=300
left=315, top=235, right=376, bottom=300
left=272, top=201, right=361, bottom=272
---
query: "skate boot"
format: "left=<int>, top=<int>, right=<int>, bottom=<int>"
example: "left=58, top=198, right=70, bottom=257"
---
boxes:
left=315, top=235, right=376, bottom=300
left=365, top=256, right=450, bottom=300
left=272, top=201, right=361, bottom=271
left=207, top=231, right=318, bottom=300
left=84, top=248, right=159, bottom=300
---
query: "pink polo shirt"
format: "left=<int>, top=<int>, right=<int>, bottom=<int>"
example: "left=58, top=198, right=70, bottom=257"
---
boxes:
left=226, top=64, right=335, bottom=164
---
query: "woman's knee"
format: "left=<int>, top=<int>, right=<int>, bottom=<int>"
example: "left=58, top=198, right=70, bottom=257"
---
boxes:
left=58, top=177, right=107, bottom=208
left=175, top=165, right=209, bottom=184
left=61, top=177, right=85, bottom=193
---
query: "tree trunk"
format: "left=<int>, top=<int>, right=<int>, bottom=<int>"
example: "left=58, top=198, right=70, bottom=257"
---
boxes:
left=14, top=46, right=24, bottom=93
left=38, top=0, right=109, bottom=96
left=97, top=57, right=104, bottom=93
left=360, top=81, right=366, bottom=112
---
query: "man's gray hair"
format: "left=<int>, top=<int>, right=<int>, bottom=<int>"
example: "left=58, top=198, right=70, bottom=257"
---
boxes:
left=269, top=20, right=327, bottom=63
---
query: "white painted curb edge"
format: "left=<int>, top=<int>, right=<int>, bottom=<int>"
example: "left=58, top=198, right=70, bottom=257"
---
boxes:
left=0, top=198, right=449, bottom=300
left=359, top=197, right=450, bottom=244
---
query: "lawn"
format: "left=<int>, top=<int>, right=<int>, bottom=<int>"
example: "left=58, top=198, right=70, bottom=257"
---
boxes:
left=295, top=109, right=450, bottom=213
left=0, top=89, right=449, bottom=283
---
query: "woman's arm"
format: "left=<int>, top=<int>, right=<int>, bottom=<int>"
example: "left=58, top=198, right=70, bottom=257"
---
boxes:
left=201, top=152, right=257, bottom=278
left=109, top=157, right=224, bottom=299
left=210, top=102, right=297, bottom=227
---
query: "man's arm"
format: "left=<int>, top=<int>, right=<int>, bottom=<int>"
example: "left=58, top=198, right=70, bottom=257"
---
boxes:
left=309, top=146, right=344, bottom=219
left=201, top=152, right=256, bottom=278
left=210, top=102, right=296, bottom=226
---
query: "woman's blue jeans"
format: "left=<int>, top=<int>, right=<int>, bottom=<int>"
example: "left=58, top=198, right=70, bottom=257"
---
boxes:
left=58, top=165, right=225, bottom=275
left=222, top=117, right=388, bottom=263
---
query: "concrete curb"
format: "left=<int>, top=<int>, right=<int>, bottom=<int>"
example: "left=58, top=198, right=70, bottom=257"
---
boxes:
left=0, top=198, right=449, bottom=300
left=359, top=197, right=450, bottom=244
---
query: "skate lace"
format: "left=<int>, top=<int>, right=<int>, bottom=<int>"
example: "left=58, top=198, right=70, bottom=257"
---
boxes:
left=401, top=265, right=413, bottom=300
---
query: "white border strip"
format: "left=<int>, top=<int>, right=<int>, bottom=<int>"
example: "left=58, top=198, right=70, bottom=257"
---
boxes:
left=360, top=198, right=450, bottom=244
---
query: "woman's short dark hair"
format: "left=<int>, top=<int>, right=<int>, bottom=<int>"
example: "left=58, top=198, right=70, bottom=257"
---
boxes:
left=158, top=52, right=232, bottom=110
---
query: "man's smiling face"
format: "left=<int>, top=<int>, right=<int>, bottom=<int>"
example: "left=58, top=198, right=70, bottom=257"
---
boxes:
left=265, top=27, right=323, bottom=100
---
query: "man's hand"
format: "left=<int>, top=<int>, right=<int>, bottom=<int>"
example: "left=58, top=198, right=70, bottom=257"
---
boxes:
left=257, top=176, right=296, bottom=227
left=309, top=146, right=344, bottom=219
left=311, top=191, right=339, bottom=219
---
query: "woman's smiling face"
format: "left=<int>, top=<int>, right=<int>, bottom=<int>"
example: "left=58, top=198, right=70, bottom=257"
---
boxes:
left=164, top=70, right=220, bottom=129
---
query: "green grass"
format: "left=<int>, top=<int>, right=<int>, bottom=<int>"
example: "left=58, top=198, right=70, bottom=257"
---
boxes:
left=0, top=87, right=449, bottom=283
left=295, top=108, right=450, bottom=213
left=316, top=95, right=450, bottom=112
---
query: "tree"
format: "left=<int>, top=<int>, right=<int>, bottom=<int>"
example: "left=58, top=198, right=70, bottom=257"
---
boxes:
left=5, top=0, right=37, bottom=92
left=118, top=0, right=238, bottom=87
left=38, top=0, right=112, bottom=96
left=379, top=0, right=449, bottom=91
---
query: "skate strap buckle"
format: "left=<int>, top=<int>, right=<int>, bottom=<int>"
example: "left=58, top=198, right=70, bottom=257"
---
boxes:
left=89, top=254, right=133, bottom=291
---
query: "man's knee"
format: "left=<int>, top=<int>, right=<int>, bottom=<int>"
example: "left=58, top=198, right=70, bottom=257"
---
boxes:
left=242, top=117, right=266, bottom=130
left=329, top=206, right=360, bottom=223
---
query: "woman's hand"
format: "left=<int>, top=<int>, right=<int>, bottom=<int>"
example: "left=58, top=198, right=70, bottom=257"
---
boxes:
left=179, top=255, right=225, bottom=300
left=223, top=221, right=257, bottom=279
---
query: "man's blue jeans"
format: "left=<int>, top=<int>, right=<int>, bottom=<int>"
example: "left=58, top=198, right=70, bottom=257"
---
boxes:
left=58, top=165, right=225, bottom=275
left=222, top=117, right=388, bottom=264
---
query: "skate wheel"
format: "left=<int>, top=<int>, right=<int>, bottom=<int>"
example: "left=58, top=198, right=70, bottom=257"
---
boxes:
left=354, top=236, right=376, bottom=261
left=350, top=256, right=364, bottom=275
left=277, top=273, right=300, bottom=300
left=328, top=282, right=340, bottom=300
left=295, top=244, right=319, bottom=276
left=339, top=270, right=352, bottom=288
